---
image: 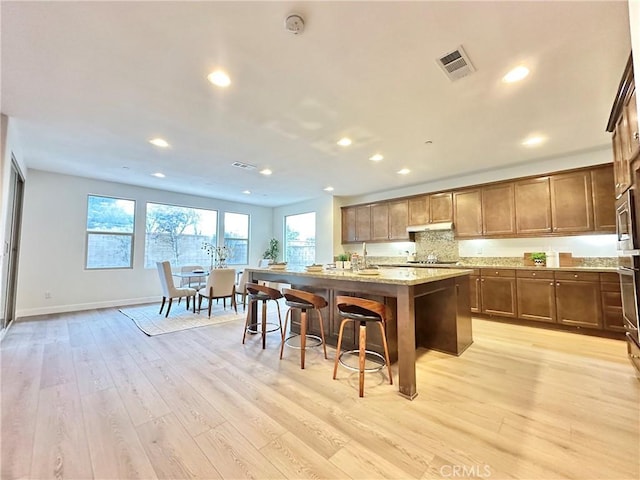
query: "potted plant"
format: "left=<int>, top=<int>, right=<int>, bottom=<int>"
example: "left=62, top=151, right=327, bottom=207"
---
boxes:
left=262, top=238, right=279, bottom=264
left=530, top=252, right=546, bottom=267
left=336, top=253, right=350, bottom=269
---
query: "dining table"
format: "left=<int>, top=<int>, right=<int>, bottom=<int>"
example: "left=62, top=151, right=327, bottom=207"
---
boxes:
left=173, top=269, right=209, bottom=288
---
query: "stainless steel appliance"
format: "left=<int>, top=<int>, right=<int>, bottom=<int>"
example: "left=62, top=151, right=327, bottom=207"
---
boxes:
left=616, top=189, right=639, bottom=253
left=618, top=256, right=640, bottom=345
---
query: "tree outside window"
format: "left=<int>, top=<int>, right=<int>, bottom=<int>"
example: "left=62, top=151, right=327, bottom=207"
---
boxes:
left=86, top=195, right=135, bottom=269
left=223, top=212, right=249, bottom=265
left=284, top=212, right=316, bottom=266
left=145, top=203, right=217, bottom=268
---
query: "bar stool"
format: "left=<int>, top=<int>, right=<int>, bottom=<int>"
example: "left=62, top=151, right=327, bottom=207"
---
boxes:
left=280, top=288, right=328, bottom=369
left=242, top=283, right=283, bottom=349
left=333, top=295, right=393, bottom=397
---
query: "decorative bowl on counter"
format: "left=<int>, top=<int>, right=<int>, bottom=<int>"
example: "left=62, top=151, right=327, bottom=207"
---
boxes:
left=358, top=268, right=381, bottom=276
left=269, top=263, right=287, bottom=270
left=305, top=264, right=324, bottom=272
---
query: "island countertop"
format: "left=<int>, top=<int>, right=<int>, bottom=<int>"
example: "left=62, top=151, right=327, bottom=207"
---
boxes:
left=245, top=265, right=473, bottom=286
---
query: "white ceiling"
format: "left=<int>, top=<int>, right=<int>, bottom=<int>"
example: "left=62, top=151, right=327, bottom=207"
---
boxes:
left=1, top=1, right=632, bottom=207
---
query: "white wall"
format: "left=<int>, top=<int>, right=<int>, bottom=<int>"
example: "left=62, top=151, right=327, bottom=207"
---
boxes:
left=630, top=1, right=640, bottom=121
left=17, top=170, right=272, bottom=317
left=272, top=195, right=335, bottom=264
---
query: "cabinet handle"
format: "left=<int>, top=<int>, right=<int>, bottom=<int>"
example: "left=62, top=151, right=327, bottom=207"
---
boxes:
left=532, top=273, right=536, bottom=276
left=634, top=131, right=639, bottom=141
left=556, top=282, right=560, bottom=286
left=481, top=279, right=485, bottom=282
left=574, top=274, right=578, bottom=278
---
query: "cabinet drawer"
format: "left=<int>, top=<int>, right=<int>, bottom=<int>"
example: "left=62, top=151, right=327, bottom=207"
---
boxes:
left=480, top=269, right=516, bottom=278
left=555, top=271, right=600, bottom=282
left=516, top=269, right=555, bottom=280
left=601, top=281, right=621, bottom=292
left=600, top=272, right=619, bottom=283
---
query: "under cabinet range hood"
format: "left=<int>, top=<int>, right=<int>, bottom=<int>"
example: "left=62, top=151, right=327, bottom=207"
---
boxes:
left=406, top=222, right=454, bottom=233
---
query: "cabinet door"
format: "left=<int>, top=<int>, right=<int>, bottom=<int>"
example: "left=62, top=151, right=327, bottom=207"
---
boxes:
left=341, top=207, right=357, bottom=243
left=517, top=277, right=556, bottom=323
left=480, top=275, right=517, bottom=318
left=454, top=189, right=482, bottom=238
left=430, top=192, right=453, bottom=222
left=388, top=200, right=409, bottom=240
left=625, top=87, right=639, bottom=161
left=601, top=273, right=625, bottom=332
left=555, top=274, right=602, bottom=328
left=469, top=275, right=480, bottom=313
left=482, top=183, right=515, bottom=236
left=370, top=204, right=389, bottom=240
left=591, top=165, right=616, bottom=232
left=355, top=205, right=371, bottom=242
left=612, top=127, right=629, bottom=197
left=514, top=177, right=552, bottom=234
left=408, top=196, right=429, bottom=226
left=550, top=171, right=594, bottom=233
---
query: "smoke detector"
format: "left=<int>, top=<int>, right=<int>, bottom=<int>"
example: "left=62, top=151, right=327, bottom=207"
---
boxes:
left=285, top=14, right=305, bottom=34
left=436, top=45, right=476, bottom=81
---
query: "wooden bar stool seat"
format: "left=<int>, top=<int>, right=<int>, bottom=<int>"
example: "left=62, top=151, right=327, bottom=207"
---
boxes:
left=242, top=283, right=283, bottom=349
left=280, top=288, right=328, bottom=369
left=333, top=295, right=393, bottom=397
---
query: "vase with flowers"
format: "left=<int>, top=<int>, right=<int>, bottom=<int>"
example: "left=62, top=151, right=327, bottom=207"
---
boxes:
left=203, top=243, right=232, bottom=269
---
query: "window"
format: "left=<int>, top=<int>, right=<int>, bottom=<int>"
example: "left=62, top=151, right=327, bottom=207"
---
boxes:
left=284, top=212, right=316, bottom=266
left=145, top=203, right=217, bottom=268
left=86, top=195, right=135, bottom=269
left=224, top=212, right=249, bottom=265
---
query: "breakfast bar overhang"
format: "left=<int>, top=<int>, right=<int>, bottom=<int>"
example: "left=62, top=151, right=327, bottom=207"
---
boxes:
left=247, top=267, right=473, bottom=399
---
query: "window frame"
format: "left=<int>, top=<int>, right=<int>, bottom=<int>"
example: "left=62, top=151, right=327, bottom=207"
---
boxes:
left=223, top=211, right=250, bottom=265
left=284, top=211, right=316, bottom=267
left=85, top=194, right=136, bottom=270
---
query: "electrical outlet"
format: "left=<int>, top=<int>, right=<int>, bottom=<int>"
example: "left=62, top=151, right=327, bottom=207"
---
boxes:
left=44, top=291, right=51, bottom=299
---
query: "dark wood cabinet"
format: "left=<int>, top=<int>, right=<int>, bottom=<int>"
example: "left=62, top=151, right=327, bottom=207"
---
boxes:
left=480, top=269, right=517, bottom=318
left=626, top=87, right=639, bottom=161
left=388, top=200, right=409, bottom=240
left=341, top=206, right=357, bottom=243
left=430, top=192, right=453, bottom=223
left=371, top=203, right=389, bottom=240
left=591, top=165, right=616, bottom=232
left=550, top=171, right=594, bottom=233
left=408, top=195, right=429, bottom=226
left=514, top=177, right=552, bottom=234
left=454, top=189, right=482, bottom=238
left=555, top=271, right=602, bottom=328
left=469, top=270, right=480, bottom=314
left=516, top=270, right=556, bottom=323
left=601, top=272, right=625, bottom=332
left=482, top=183, right=516, bottom=236
left=355, top=205, right=371, bottom=242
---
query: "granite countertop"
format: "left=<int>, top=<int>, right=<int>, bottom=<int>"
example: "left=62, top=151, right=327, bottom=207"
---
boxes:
left=380, top=263, right=618, bottom=273
left=246, top=266, right=473, bottom=286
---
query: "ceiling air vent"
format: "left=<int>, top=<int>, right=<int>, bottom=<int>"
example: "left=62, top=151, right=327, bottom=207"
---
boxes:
left=231, top=161, right=256, bottom=170
left=436, top=45, right=475, bottom=81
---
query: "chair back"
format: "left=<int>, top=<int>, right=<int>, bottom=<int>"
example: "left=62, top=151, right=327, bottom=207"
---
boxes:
left=204, top=268, right=236, bottom=297
left=156, top=261, right=177, bottom=296
left=179, top=265, right=206, bottom=287
left=236, top=269, right=249, bottom=294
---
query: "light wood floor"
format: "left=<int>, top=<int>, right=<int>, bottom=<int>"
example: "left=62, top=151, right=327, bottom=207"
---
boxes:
left=1, top=304, right=639, bottom=480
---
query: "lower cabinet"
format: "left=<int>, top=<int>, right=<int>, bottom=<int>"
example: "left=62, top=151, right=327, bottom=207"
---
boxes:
left=555, top=271, right=602, bottom=329
left=469, top=270, right=480, bottom=314
left=516, top=270, right=556, bottom=323
left=601, top=272, right=625, bottom=332
left=479, top=269, right=517, bottom=318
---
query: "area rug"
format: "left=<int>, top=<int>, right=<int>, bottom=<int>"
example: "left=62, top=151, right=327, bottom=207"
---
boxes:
left=119, top=302, right=245, bottom=336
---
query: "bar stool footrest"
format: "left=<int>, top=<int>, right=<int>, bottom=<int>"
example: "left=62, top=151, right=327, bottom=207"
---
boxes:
left=284, top=334, right=323, bottom=350
left=246, top=323, right=281, bottom=334
left=338, top=349, right=386, bottom=372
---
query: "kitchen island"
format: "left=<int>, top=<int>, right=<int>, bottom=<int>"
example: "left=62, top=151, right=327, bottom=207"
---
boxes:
left=247, top=266, right=473, bottom=399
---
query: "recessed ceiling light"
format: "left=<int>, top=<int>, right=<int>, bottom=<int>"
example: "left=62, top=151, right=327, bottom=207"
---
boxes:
left=522, top=136, right=545, bottom=147
left=369, top=154, right=384, bottom=162
left=207, top=70, right=231, bottom=87
left=324, top=186, right=334, bottom=192
left=337, top=137, right=352, bottom=147
left=149, top=138, right=169, bottom=148
left=397, top=168, right=410, bottom=175
left=259, top=168, right=273, bottom=176
left=151, top=172, right=166, bottom=178
left=242, top=190, right=251, bottom=195
left=503, top=66, right=529, bottom=83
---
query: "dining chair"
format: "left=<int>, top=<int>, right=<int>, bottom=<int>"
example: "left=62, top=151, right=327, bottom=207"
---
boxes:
left=197, top=268, right=237, bottom=318
left=179, top=264, right=207, bottom=290
left=156, top=261, right=196, bottom=317
left=235, top=269, right=250, bottom=311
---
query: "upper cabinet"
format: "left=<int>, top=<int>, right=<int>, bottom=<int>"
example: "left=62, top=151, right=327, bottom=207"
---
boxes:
left=341, top=164, right=615, bottom=243
left=607, top=54, right=640, bottom=198
left=550, top=170, right=594, bottom=233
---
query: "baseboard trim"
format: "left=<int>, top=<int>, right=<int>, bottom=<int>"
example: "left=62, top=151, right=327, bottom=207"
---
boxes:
left=16, top=296, right=159, bottom=319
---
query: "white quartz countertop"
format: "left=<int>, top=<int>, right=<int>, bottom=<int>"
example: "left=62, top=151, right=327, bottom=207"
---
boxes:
left=245, top=266, right=473, bottom=286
